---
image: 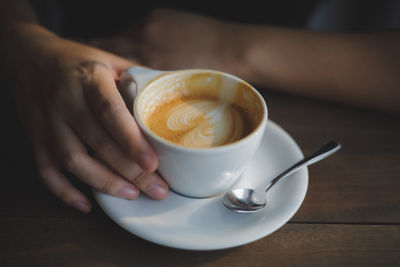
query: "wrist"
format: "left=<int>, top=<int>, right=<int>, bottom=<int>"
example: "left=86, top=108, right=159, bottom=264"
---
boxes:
left=218, top=23, right=269, bottom=83
left=0, top=22, right=60, bottom=81
left=233, top=25, right=274, bottom=85
left=2, top=22, right=61, bottom=63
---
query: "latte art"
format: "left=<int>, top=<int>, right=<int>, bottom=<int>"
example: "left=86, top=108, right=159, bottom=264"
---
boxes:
left=145, top=97, right=253, bottom=148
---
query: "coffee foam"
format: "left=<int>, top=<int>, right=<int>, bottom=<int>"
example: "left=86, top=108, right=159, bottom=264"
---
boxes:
left=137, top=70, right=265, bottom=148
left=145, top=97, right=250, bottom=148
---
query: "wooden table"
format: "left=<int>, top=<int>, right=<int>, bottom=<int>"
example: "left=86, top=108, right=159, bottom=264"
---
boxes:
left=1, top=81, right=399, bottom=266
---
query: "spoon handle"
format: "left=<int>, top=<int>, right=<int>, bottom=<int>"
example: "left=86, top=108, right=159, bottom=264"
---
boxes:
left=265, top=140, right=341, bottom=192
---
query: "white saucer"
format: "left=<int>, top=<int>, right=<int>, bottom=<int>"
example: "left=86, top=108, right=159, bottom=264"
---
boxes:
left=93, top=120, right=308, bottom=250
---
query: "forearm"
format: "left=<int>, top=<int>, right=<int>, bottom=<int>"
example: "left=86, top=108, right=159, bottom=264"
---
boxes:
left=237, top=26, right=400, bottom=113
left=0, top=0, right=57, bottom=63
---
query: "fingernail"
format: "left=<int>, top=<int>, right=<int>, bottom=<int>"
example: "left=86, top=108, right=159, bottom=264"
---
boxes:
left=148, top=184, right=168, bottom=199
left=74, top=201, right=91, bottom=213
left=139, top=153, right=157, bottom=171
left=119, top=187, right=138, bottom=199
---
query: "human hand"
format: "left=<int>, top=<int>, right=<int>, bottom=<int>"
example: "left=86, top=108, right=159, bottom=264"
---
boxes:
left=101, top=8, right=244, bottom=75
left=97, top=9, right=400, bottom=114
left=8, top=23, right=168, bottom=213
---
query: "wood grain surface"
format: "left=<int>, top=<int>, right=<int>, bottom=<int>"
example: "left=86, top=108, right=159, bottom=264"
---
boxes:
left=1, top=84, right=399, bottom=266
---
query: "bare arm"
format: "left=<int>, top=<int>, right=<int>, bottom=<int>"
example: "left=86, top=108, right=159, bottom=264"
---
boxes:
left=238, top=26, right=400, bottom=113
left=122, top=8, right=400, bottom=114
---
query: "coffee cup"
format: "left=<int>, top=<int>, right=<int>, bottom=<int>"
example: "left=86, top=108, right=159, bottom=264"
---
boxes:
left=120, top=67, right=267, bottom=198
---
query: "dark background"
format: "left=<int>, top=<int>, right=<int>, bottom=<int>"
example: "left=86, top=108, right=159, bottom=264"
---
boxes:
left=29, top=0, right=320, bottom=37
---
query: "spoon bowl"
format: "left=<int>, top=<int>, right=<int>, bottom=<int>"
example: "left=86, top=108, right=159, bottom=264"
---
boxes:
left=223, top=189, right=266, bottom=213
left=223, top=140, right=341, bottom=213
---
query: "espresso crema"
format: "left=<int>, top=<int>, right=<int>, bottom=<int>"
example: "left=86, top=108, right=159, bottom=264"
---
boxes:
left=144, top=96, right=253, bottom=148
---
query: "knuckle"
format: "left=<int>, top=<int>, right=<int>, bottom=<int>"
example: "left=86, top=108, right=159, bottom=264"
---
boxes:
left=72, top=61, right=110, bottom=89
left=57, top=187, right=73, bottom=202
left=61, top=151, right=83, bottom=171
left=122, top=138, right=142, bottom=159
left=130, top=170, right=148, bottom=186
left=99, top=175, right=114, bottom=193
left=91, top=136, right=113, bottom=155
left=98, top=96, right=113, bottom=114
left=36, top=164, right=55, bottom=181
left=72, top=61, right=107, bottom=78
left=99, top=100, right=125, bottom=119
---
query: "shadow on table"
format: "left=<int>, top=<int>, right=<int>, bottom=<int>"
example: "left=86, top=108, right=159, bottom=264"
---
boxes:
left=86, top=205, right=239, bottom=266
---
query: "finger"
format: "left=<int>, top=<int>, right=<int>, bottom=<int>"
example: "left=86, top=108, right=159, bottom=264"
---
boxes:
left=81, top=65, right=158, bottom=172
left=68, top=106, right=168, bottom=199
left=130, top=171, right=169, bottom=200
left=50, top=118, right=140, bottom=200
left=34, top=145, right=92, bottom=213
left=95, top=152, right=168, bottom=200
left=28, top=101, right=92, bottom=213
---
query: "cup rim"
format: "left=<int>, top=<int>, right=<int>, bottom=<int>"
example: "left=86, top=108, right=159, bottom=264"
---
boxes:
left=133, top=69, right=268, bottom=153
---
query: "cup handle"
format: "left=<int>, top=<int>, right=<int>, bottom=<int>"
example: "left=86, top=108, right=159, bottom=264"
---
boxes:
left=119, top=66, right=168, bottom=107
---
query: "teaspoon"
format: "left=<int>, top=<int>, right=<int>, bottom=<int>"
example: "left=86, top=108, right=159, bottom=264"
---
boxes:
left=223, top=140, right=341, bottom=213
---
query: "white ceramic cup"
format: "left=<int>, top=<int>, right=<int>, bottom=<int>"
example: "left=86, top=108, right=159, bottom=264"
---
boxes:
left=120, top=67, right=268, bottom=198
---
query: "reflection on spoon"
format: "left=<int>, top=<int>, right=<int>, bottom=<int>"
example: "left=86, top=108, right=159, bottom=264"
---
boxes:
left=223, top=140, right=341, bottom=213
